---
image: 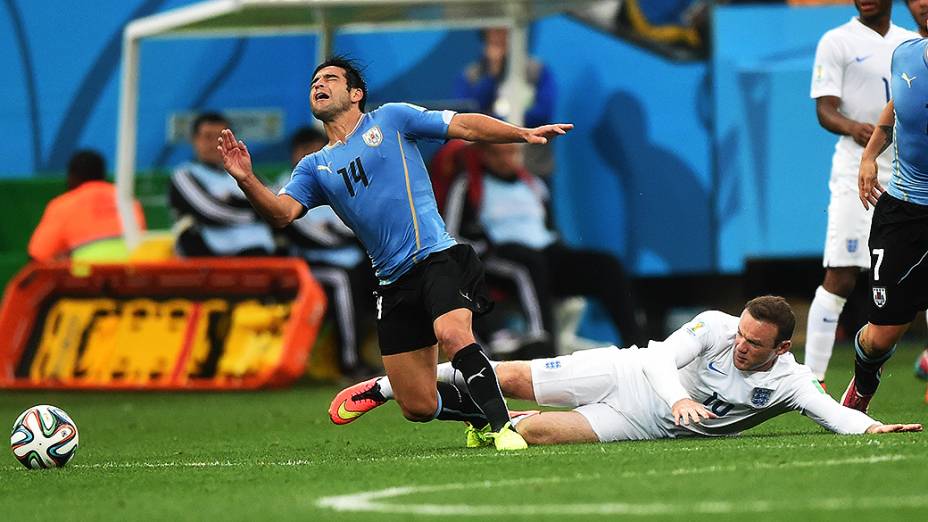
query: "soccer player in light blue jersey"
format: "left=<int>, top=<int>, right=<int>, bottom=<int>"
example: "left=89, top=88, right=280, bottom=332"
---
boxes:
left=218, top=57, right=572, bottom=450
left=850, top=36, right=928, bottom=412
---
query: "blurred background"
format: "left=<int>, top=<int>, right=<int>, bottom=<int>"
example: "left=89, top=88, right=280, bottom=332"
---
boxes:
left=1, top=0, right=924, bottom=386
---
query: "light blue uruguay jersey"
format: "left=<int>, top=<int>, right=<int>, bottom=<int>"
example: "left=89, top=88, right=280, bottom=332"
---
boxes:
left=280, top=103, right=457, bottom=283
left=890, top=38, right=928, bottom=206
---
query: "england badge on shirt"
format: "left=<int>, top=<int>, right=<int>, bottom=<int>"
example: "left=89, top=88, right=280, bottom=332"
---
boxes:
left=751, top=387, right=773, bottom=408
left=363, top=125, right=383, bottom=147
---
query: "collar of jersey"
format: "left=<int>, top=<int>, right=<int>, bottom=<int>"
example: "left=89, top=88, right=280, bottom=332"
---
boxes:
left=325, top=113, right=368, bottom=150
left=849, top=16, right=901, bottom=40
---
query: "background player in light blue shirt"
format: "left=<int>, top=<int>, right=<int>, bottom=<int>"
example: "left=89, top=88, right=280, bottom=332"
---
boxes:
left=218, top=57, right=572, bottom=450
left=851, top=37, right=928, bottom=413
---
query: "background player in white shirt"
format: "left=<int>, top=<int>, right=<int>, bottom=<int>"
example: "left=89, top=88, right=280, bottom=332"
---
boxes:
left=805, top=0, right=920, bottom=387
left=353, top=296, right=921, bottom=444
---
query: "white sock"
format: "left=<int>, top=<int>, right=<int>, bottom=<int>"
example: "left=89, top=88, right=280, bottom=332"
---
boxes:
left=437, top=359, right=500, bottom=389
left=510, top=411, right=540, bottom=428
left=379, top=360, right=502, bottom=400
left=804, top=285, right=847, bottom=381
left=436, top=362, right=461, bottom=387
left=376, top=376, right=394, bottom=399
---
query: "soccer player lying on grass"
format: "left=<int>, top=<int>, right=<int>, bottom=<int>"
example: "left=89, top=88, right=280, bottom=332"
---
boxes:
left=331, top=296, right=922, bottom=446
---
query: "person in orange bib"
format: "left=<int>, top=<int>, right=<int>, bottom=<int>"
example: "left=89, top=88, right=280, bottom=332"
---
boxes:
left=28, top=150, right=146, bottom=262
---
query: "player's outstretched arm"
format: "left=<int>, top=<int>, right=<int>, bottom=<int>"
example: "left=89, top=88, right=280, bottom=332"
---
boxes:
left=858, top=100, right=894, bottom=210
left=447, top=113, right=573, bottom=145
left=218, top=129, right=303, bottom=227
left=864, top=423, right=923, bottom=434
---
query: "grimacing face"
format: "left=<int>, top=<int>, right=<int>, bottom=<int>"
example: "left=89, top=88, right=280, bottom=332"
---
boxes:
left=193, top=121, right=226, bottom=165
left=310, top=66, right=361, bottom=122
left=732, top=310, right=789, bottom=372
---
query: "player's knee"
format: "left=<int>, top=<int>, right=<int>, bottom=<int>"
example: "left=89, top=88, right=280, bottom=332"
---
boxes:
left=516, top=417, right=554, bottom=445
left=435, top=324, right=473, bottom=354
left=861, top=324, right=905, bottom=354
left=397, top=398, right=437, bottom=423
left=496, top=362, right=533, bottom=400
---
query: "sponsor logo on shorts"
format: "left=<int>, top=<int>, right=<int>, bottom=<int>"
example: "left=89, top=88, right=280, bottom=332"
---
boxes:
left=847, top=239, right=858, bottom=253
left=544, top=360, right=561, bottom=370
left=751, top=387, right=773, bottom=407
left=873, top=287, right=887, bottom=308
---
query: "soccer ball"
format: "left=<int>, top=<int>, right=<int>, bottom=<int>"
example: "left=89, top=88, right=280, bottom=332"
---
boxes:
left=10, top=405, right=79, bottom=469
left=915, top=349, right=928, bottom=381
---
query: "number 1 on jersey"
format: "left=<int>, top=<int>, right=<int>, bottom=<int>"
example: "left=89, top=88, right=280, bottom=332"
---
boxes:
left=338, top=157, right=369, bottom=197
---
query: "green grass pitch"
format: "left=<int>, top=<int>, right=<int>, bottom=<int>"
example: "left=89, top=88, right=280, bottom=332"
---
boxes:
left=1, top=343, right=926, bottom=521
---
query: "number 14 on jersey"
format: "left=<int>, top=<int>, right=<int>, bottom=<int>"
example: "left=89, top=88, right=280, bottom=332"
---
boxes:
left=339, top=157, right=369, bottom=197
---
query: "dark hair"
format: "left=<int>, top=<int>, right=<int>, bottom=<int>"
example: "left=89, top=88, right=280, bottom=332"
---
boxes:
left=313, top=56, right=368, bottom=111
left=191, top=111, right=229, bottom=136
left=290, top=126, right=327, bottom=152
left=744, top=295, right=796, bottom=346
left=67, top=149, right=106, bottom=186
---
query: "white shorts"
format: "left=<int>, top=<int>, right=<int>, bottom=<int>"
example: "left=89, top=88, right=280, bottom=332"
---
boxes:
left=530, top=347, right=669, bottom=442
left=822, top=183, right=874, bottom=269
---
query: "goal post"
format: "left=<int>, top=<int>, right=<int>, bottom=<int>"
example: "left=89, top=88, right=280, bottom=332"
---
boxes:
left=114, top=0, right=594, bottom=249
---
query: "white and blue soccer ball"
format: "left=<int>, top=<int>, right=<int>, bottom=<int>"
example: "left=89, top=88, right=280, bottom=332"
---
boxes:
left=10, top=405, right=79, bottom=469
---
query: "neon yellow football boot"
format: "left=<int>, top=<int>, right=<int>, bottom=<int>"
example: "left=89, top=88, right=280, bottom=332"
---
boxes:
left=464, top=423, right=493, bottom=448
left=486, top=422, right=528, bottom=451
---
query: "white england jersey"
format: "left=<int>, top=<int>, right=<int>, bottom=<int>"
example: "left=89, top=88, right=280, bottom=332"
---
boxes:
left=810, top=18, right=918, bottom=189
left=660, top=311, right=876, bottom=437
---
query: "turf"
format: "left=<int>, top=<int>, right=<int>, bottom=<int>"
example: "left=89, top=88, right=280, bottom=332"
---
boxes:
left=1, top=343, right=926, bottom=521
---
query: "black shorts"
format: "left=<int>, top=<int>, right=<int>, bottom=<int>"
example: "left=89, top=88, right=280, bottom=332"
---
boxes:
left=867, top=193, right=928, bottom=325
left=375, top=244, right=493, bottom=356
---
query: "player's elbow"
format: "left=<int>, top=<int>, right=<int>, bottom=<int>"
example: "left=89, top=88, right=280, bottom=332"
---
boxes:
left=268, top=214, right=293, bottom=229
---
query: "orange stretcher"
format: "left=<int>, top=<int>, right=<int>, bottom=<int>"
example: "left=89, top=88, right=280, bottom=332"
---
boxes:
left=0, top=258, right=325, bottom=390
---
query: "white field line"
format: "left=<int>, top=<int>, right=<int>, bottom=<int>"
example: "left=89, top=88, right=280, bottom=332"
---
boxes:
left=2, top=436, right=924, bottom=472
left=315, top=454, right=926, bottom=516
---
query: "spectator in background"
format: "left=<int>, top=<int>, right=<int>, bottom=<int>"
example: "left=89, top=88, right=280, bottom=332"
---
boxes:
left=275, top=127, right=378, bottom=378
left=455, top=27, right=557, bottom=177
left=28, top=150, right=146, bottom=262
left=169, top=112, right=275, bottom=257
left=438, top=140, right=646, bottom=358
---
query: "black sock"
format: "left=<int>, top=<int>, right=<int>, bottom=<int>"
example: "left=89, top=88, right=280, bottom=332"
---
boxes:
left=854, top=329, right=895, bottom=396
left=434, top=381, right=488, bottom=427
left=451, top=343, right=510, bottom=431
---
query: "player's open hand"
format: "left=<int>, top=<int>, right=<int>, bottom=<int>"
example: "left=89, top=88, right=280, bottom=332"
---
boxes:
left=671, top=398, right=718, bottom=426
left=217, top=128, right=253, bottom=182
left=865, top=423, right=923, bottom=434
left=523, top=123, right=573, bottom=145
left=858, top=158, right=883, bottom=210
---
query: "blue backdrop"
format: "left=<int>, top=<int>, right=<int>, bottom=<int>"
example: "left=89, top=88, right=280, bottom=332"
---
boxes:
left=712, top=4, right=918, bottom=273
left=0, top=1, right=920, bottom=279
